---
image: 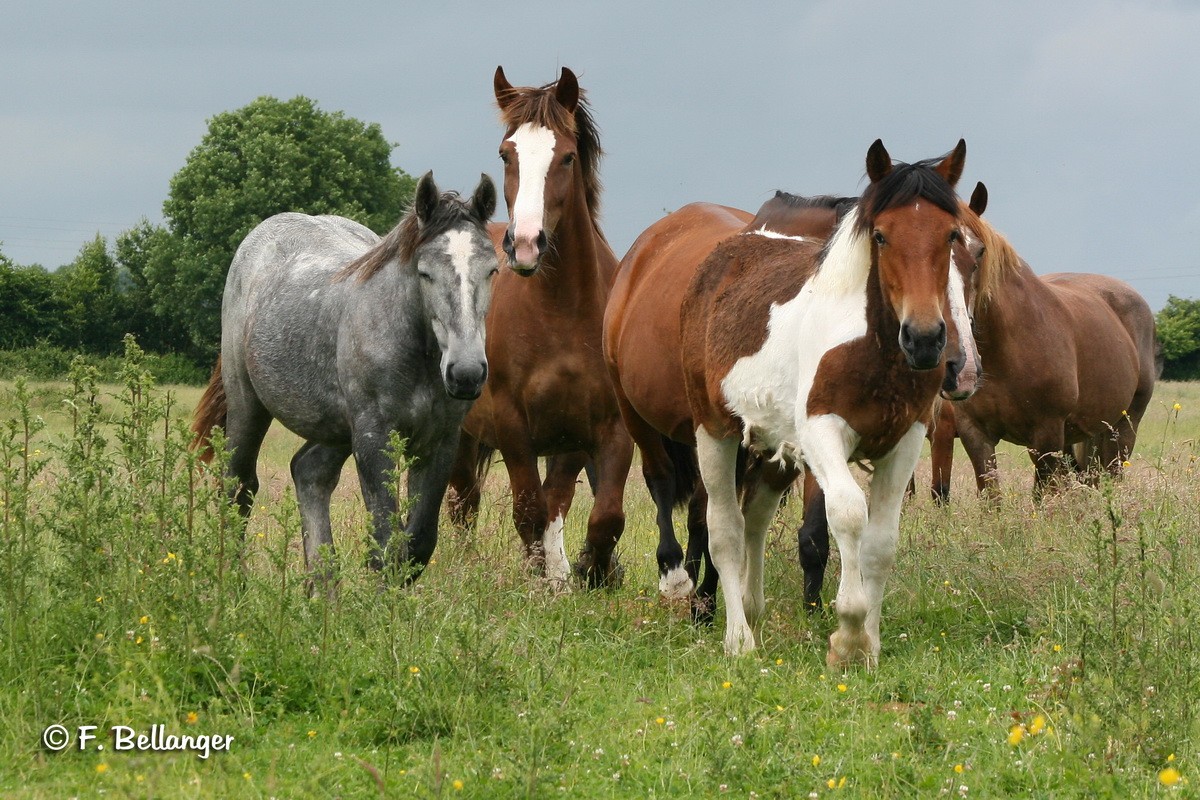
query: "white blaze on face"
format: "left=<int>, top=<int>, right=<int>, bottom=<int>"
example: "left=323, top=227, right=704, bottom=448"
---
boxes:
left=444, top=229, right=477, bottom=324
left=947, top=246, right=980, bottom=394
left=506, top=122, right=557, bottom=265
left=542, top=514, right=571, bottom=589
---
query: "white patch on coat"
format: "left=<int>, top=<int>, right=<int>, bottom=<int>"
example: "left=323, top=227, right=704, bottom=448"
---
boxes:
left=719, top=208, right=871, bottom=461
left=946, top=248, right=979, bottom=388
left=542, top=514, right=571, bottom=588
left=507, top=123, right=557, bottom=247
left=747, top=228, right=810, bottom=243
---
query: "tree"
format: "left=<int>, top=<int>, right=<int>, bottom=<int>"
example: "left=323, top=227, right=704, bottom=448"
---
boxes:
left=54, top=235, right=121, bottom=352
left=114, top=220, right=190, bottom=354
left=147, top=95, right=417, bottom=360
left=0, top=250, right=65, bottom=349
left=1156, top=295, right=1200, bottom=380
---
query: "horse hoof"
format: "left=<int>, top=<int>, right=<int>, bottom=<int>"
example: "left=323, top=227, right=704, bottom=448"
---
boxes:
left=573, top=549, right=623, bottom=590
left=690, top=595, right=716, bottom=626
left=826, top=630, right=874, bottom=669
left=659, top=566, right=694, bottom=601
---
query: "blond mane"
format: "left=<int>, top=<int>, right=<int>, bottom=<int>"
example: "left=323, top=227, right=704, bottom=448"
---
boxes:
left=959, top=201, right=1025, bottom=304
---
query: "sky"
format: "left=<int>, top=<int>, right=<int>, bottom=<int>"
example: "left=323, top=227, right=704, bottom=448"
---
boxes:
left=3, top=1, right=1199, bottom=312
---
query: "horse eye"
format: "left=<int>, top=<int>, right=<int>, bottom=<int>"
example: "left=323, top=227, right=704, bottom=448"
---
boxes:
left=949, top=230, right=961, bottom=244
left=488, top=267, right=499, bottom=278
left=418, top=271, right=434, bottom=282
left=872, top=230, right=886, bottom=246
left=562, top=153, right=575, bottom=167
left=499, top=151, right=510, bottom=164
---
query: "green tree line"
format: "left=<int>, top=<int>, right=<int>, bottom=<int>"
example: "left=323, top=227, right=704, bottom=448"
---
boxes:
left=0, top=96, right=415, bottom=380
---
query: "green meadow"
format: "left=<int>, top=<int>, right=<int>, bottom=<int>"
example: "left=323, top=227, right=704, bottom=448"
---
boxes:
left=0, top=349, right=1196, bottom=798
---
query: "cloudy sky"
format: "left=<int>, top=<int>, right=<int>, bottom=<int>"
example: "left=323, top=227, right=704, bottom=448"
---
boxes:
left=3, top=1, right=1198, bottom=311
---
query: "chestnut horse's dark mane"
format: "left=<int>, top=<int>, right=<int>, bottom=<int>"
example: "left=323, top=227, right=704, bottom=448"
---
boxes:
left=496, top=79, right=604, bottom=220
left=335, top=190, right=479, bottom=283
left=853, top=154, right=961, bottom=237
left=771, top=191, right=858, bottom=220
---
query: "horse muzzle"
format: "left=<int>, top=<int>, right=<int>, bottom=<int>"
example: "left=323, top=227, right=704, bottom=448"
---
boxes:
left=899, top=319, right=946, bottom=371
left=502, top=227, right=547, bottom=276
left=444, top=359, right=488, bottom=400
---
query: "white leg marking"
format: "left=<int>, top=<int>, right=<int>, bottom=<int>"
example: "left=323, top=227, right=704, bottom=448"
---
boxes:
left=798, top=414, right=871, bottom=665
left=860, top=422, right=927, bottom=660
left=740, top=482, right=785, bottom=632
left=695, top=426, right=754, bottom=655
left=542, top=514, right=571, bottom=590
left=659, top=565, right=693, bottom=601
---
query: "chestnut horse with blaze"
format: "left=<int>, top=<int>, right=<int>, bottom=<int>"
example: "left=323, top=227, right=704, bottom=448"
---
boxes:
left=447, top=67, right=633, bottom=588
left=680, top=140, right=979, bottom=664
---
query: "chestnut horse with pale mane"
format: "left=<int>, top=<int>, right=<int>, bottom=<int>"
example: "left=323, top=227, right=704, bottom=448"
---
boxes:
left=447, top=66, right=633, bottom=589
left=922, top=201, right=1158, bottom=501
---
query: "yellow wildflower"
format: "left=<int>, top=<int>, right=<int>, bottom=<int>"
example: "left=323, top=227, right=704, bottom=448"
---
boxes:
left=827, top=779, right=837, bottom=789
left=139, top=615, right=149, bottom=625
left=1159, top=767, right=1182, bottom=787
left=96, top=763, right=108, bottom=774
left=722, top=681, right=732, bottom=689
left=308, top=730, right=317, bottom=738
left=243, top=772, right=252, bottom=781
left=837, top=684, right=847, bottom=693
left=1173, top=403, right=1182, bottom=412
left=954, top=764, right=964, bottom=774
left=812, top=755, right=821, bottom=767
left=453, top=779, right=464, bottom=790
left=655, top=717, right=665, bottom=725
left=409, top=666, right=420, bottom=675
left=1029, top=715, right=1046, bottom=735
left=1008, top=725, right=1025, bottom=746
left=186, top=711, right=198, bottom=725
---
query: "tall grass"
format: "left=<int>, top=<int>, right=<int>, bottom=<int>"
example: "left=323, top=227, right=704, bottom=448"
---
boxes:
left=0, top=345, right=1196, bottom=797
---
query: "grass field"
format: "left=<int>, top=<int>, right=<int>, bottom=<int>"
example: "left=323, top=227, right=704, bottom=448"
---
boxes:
left=0, top=352, right=1197, bottom=797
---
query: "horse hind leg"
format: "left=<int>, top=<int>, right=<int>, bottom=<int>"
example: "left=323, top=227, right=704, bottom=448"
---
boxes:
left=796, top=470, right=830, bottom=613
left=290, top=441, right=351, bottom=592
left=575, top=422, right=635, bottom=590
left=222, top=381, right=273, bottom=520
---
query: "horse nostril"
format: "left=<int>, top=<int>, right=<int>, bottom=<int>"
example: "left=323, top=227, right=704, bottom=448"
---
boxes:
left=502, top=229, right=516, bottom=258
left=536, top=230, right=547, bottom=253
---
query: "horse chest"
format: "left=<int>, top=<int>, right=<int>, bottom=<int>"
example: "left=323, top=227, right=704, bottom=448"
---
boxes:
left=720, top=285, right=867, bottom=461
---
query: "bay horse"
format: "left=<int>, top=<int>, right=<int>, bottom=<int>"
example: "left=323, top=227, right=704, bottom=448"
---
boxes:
left=192, top=172, right=498, bottom=580
left=922, top=197, right=1158, bottom=501
left=446, top=66, right=633, bottom=589
left=680, top=140, right=977, bottom=664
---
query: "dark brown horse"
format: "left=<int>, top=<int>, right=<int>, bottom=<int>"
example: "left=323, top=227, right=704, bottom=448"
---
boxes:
left=447, top=66, right=633, bottom=588
left=923, top=200, right=1158, bottom=500
left=680, top=140, right=977, bottom=664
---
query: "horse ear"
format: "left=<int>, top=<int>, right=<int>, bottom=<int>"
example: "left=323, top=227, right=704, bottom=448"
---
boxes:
left=415, top=171, right=439, bottom=226
left=555, top=67, right=579, bottom=113
left=866, top=139, right=892, bottom=183
left=935, top=139, right=967, bottom=188
left=494, top=65, right=515, bottom=110
left=472, top=174, right=497, bottom=222
left=969, top=181, right=988, bottom=216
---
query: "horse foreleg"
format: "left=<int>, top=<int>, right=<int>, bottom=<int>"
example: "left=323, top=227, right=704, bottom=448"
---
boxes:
left=404, top=444, right=459, bottom=571
left=498, top=441, right=550, bottom=575
left=696, top=427, right=754, bottom=655
left=291, top=441, right=351, bottom=587
left=928, top=402, right=957, bottom=504
left=351, top=427, right=407, bottom=574
left=447, top=430, right=485, bottom=532
left=954, top=412, right=1000, bottom=502
left=740, top=460, right=795, bottom=633
left=859, top=423, right=926, bottom=662
left=798, top=415, right=870, bottom=668
left=577, top=422, right=634, bottom=589
left=541, top=451, right=589, bottom=590
left=1029, top=424, right=1070, bottom=501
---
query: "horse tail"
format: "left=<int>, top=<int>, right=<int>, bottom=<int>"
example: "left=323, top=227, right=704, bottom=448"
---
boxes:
left=191, top=358, right=227, bottom=463
left=661, top=435, right=699, bottom=508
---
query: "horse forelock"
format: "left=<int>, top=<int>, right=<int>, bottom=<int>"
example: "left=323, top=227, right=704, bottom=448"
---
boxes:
left=958, top=202, right=1024, bottom=305
left=853, top=157, right=960, bottom=237
left=497, top=79, right=603, bottom=219
left=335, top=192, right=482, bottom=283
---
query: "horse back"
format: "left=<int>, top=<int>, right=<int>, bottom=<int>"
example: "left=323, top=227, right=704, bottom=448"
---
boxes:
left=605, top=203, right=752, bottom=442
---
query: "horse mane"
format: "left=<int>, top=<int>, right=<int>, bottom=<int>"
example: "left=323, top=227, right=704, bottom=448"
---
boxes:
left=496, top=78, right=604, bottom=219
left=853, top=154, right=960, bottom=237
left=957, top=201, right=1025, bottom=304
left=335, top=191, right=478, bottom=283
left=771, top=191, right=857, bottom=219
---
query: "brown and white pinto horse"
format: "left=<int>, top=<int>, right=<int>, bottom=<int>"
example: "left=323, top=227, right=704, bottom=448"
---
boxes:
left=923, top=198, right=1158, bottom=500
left=680, top=140, right=977, bottom=664
left=447, top=66, right=633, bottom=588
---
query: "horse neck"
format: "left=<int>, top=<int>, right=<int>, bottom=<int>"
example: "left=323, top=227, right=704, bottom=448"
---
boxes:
left=537, top=187, right=613, bottom=308
left=974, top=255, right=1046, bottom=356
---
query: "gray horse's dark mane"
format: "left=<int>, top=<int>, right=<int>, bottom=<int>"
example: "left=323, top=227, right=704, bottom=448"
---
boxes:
left=335, top=192, right=480, bottom=283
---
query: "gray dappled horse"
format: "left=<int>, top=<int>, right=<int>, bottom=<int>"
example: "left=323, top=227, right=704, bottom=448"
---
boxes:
left=192, top=172, right=498, bottom=582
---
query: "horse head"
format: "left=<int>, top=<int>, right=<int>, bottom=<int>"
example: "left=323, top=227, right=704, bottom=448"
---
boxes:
left=940, top=181, right=988, bottom=400
left=493, top=65, right=600, bottom=275
left=410, top=171, right=499, bottom=399
left=859, top=139, right=972, bottom=380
